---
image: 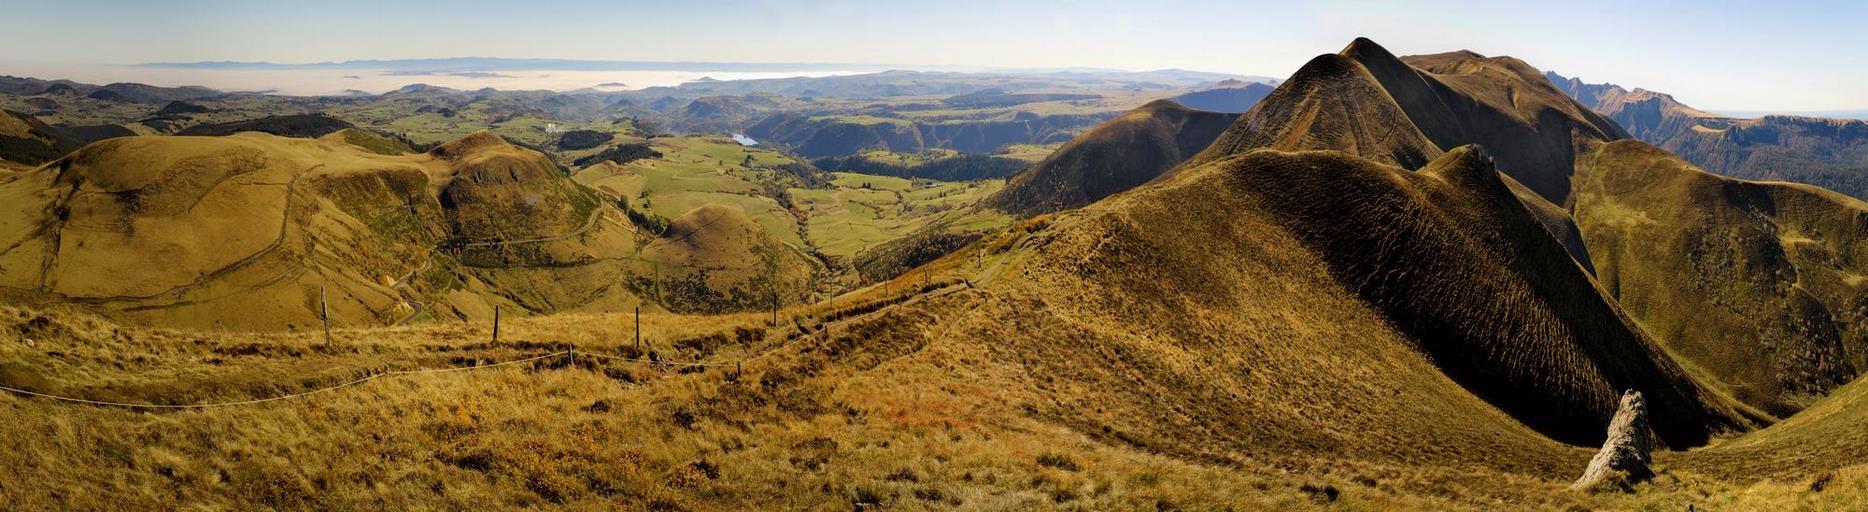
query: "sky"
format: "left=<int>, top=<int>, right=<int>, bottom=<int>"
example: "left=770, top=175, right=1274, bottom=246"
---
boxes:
left=0, top=0, right=1863, bottom=111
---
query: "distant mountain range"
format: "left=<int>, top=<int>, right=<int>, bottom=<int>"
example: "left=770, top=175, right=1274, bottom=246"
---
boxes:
left=141, top=57, right=890, bottom=72
left=1549, top=71, right=1868, bottom=200
left=138, top=57, right=1267, bottom=80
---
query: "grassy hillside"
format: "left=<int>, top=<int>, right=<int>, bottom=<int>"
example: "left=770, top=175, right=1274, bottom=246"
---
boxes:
left=574, top=135, right=807, bottom=249
left=849, top=99, right=1235, bottom=283
left=1179, top=147, right=1754, bottom=444
left=1676, top=374, right=1868, bottom=481
left=1193, top=50, right=1444, bottom=170
left=0, top=145, right=1829, bottom=510
left=791, top=172, right=1001, bottom=260
left=1200, top=38, right=1626, bottom=208
left=0, top=109, right=102, bottom=165
left=1575, top=140, right=1868, bottom=415
left=0, top=131, right=839, bottom=329
left=9, top=51, right=1868, bottom=510
left=323, top=128, right=414, bottom=155
left=1194, top=37, right=1868, bottom=420
left=639, top=205, right=818, bottom=314
left=0, top=131, right=622, bottom=329
left=573, top=135, right=1012, bottom=277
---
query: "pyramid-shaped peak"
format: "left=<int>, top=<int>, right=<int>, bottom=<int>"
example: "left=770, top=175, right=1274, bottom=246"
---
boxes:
left=1339, top=37, right=1396, bottom=60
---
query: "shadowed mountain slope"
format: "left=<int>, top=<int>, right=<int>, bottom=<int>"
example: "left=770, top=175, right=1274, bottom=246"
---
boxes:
left=748, top=111, right=1103, bottom=158
left=1195, top=51, right=1443, bottom=170
left=904, top=146, right=1752, bottom=480
left=1201, top=38, right=1625, bottom=207
left=983, top=100, right=1234, bottom=216
left=0, top=110, right=129, bottom=166
left=1195, top=146, right=1751, bottom=445
left=1201, top=38, right=1868, bottom=416
left=1574, top=140, right=1868, bottom=414
left=0, top=110, right=83, bottom=166
left=176, top=113, right=357, bottom=138
left=1384, top=45, right=1628, bottom=205
left=1194, top=40, right=1603, bottom=269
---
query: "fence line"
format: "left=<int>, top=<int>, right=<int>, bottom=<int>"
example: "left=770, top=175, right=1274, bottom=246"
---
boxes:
left=578, top=350, right=740, bottom=367
left=3, top=273, right=970, bottom=411
left=0, top=351, right=568, bottom=410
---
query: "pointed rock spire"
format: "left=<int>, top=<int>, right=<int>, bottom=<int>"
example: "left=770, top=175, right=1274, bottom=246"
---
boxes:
left=1572, top=390, right=1655, bottom=492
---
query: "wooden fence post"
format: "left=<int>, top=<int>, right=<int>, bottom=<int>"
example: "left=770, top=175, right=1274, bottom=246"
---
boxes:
left=320, top=286, right=331, bottom=346
left=493, top=306, right=501, bottom=343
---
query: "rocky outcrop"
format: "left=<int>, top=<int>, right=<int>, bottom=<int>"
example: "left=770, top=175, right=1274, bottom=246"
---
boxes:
left=1572, top=390, right=1654, bottom=492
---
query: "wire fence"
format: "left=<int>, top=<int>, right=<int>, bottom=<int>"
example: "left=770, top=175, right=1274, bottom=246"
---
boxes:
left=0, top=351, right=569, bottom=410
left=3, top=211, right=976, bottom=412
left=0, top=294, right=854, bottom=410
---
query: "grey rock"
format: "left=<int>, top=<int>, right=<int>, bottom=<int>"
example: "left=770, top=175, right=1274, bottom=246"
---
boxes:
left=1572, top=390, right=1654, bottom=492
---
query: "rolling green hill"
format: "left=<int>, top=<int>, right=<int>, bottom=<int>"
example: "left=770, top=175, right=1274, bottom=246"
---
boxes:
left=0, top=130, right=834, bottom=329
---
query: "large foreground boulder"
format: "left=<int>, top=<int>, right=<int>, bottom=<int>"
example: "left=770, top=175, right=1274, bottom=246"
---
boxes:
left=1572, top=391, right=1655, bottom=492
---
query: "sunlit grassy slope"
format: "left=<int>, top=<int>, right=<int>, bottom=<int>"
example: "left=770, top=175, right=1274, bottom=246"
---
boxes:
left=0, top=130, right=829, bottom=328
left=1575, top=139, right=1868, bottom=415
left=5, top=144, right=1858, bottom=510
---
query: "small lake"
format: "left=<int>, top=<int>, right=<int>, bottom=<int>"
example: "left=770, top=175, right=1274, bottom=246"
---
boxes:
left=730, top=133, right=758, bottom=146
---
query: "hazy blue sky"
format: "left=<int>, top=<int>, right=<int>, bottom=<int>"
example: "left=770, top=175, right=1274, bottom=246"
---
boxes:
left=2, top=0, right=1863, bottom=110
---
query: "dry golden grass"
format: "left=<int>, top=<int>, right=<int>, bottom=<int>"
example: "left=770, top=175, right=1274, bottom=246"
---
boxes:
left=6, top=38, right=1868, bottom=512
left=0, top=142, right=1862, bottom=506
left=3, top=258, right=1861, bottom=509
